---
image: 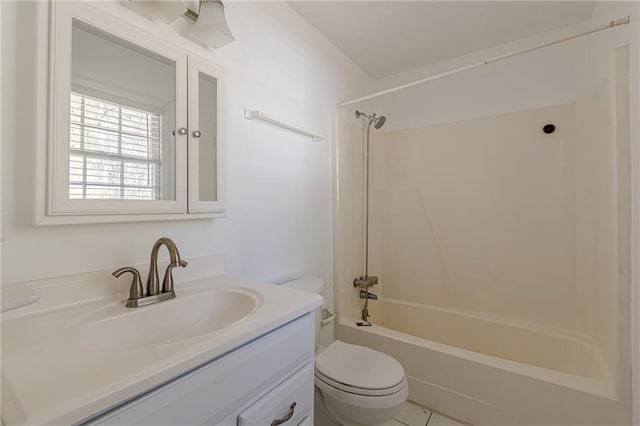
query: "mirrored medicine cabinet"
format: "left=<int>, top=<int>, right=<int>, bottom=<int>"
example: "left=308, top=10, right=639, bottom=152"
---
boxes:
left=37, top=2, right=226, bottom=225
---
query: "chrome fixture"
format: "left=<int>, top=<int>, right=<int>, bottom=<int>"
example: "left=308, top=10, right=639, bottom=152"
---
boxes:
left=359, top=290, right=378, bottom=300
left=362, top=296, right=371, bottom=323
left=147, top=237, right=186, bottom=296
left=128, top=0, right=236, bottom=49
left=354, top=110, right=386, bottom=322
left=354, top=276, right=378, bottom=322
left=271, top=402, right=297, bottom=426
left=112, top=267, right=144, bottom=303
left=355, top=111, right=386, bottom=130
left=112, top=237, right=188, bottom=308
left=353, top=275, right=378, bottom=290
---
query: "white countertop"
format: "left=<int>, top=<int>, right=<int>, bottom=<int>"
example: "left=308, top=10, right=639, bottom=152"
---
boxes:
left=1, top=266, right=322, bottom=425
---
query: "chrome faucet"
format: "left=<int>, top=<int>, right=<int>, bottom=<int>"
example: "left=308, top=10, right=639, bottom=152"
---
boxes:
left=353, top=275, right=378, bottom=290
left=354, top=275, right=378, bottom=322
left=112, top=237, right=188, bottom=308
left=147, top=237, right=186, bottom=296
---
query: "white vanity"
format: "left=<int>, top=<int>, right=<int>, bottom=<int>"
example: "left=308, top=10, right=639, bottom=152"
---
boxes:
left=0, top=256, right=322, bottom=425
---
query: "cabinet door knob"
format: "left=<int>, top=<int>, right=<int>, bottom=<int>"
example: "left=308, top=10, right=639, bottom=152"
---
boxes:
left=173, top=127, right=188, bottom=136
left=192, top=130, right=202, bottom=138
left=271, top=402, right=296, bottom=426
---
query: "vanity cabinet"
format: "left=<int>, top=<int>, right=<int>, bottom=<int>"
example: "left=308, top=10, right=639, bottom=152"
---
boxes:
left=84, top=314, right=314, bottom=426
left=38, top=1, right=226, bottom=225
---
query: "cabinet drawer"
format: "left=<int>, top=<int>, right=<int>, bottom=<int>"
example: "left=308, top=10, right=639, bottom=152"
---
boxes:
left=87, top=314, right=313, bottom=425
left=238, top=363, right=313, bottom=426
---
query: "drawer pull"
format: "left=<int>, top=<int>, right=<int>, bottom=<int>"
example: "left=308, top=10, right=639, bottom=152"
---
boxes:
left=271, top=402, right=296, bottom=426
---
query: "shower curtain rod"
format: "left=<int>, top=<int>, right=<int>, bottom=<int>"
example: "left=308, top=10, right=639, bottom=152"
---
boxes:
left=337, top=16, right=631, bottom=108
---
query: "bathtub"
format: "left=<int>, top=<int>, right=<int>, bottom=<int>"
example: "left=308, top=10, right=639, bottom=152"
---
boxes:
left=337, top=299, right=630, bottom=425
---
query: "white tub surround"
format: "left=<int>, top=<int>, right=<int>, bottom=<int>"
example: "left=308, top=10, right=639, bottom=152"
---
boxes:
left=333, top=29, right=633, bottom=424
left=0, top=255, right=322, bottom=425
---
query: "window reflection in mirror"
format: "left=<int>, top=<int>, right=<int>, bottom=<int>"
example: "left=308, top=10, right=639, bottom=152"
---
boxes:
left=70, top=20, right=176, bottom=200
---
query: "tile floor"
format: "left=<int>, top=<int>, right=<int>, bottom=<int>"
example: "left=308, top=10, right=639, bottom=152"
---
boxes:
left=383, top=401, right=469, bottom=426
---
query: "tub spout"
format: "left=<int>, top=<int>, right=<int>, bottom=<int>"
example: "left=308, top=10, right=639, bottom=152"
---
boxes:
left=362, top=304, right=370, bottom=322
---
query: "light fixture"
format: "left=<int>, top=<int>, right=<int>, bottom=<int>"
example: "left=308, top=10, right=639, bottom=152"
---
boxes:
left=185, top=0, right=236, bottom=49
left=129, top=0, right=188, bottom=24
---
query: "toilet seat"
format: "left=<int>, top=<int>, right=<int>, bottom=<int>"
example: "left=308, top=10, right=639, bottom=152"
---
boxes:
left=314, top=340, right=406, bottom=397
left=315, top=370, right=407, bottom=396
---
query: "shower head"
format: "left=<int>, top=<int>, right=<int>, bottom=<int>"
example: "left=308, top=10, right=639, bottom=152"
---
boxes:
left=374, top=115, right=386, bottom=129
left=355, top=110, right=386, bottom=129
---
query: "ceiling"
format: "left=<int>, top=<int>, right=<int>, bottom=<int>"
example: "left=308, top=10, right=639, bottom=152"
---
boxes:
left=287, top=1, right=596, bottom=79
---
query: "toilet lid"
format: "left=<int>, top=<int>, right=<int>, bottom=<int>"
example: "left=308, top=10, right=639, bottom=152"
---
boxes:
left=314, top=340, right=405, bottom=391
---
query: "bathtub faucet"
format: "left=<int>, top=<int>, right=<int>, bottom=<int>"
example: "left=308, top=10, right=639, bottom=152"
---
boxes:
left=354, top=275, right=378, bottom=322
left=353, top=275, right=378, bottom=290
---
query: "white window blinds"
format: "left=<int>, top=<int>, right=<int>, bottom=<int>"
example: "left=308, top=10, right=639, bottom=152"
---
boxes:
left=69, top=92, right=162, bottom=200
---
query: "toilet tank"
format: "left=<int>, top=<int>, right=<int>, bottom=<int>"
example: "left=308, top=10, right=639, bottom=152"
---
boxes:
left=282, top=277, right=326, bottom=350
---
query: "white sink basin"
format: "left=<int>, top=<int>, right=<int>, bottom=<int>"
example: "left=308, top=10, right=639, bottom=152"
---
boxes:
left=78, top=288, right=261, bottom=351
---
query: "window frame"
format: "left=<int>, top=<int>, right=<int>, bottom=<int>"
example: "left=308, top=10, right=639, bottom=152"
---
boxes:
left=68, top=91, right=164, bottom=201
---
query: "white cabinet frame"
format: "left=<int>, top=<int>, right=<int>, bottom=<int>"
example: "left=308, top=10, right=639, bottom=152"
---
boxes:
left=34, top=2, right=227, bottom=225
left=187, top=56, right=227, bottom=213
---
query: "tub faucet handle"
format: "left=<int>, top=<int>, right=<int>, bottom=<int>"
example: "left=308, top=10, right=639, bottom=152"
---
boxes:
left=353, top=275, right=378, bottom=290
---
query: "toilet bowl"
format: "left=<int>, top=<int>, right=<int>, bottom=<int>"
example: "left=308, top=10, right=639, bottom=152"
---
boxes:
left=314, top=340, right=408, bottom=425
left=282, top=278, right=408, bottom=425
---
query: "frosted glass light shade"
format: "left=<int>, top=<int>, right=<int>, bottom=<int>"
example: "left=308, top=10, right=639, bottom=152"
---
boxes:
left=188, top=0, right=236, bottom=49
left=129, top=0, right=187, bottom=24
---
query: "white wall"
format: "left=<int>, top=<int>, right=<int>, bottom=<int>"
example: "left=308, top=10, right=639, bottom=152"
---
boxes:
left=0, top=0, right=372, bottom=319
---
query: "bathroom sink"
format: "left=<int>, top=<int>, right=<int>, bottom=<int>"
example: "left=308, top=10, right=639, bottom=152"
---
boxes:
left=79, top=288, right=260, bottom=351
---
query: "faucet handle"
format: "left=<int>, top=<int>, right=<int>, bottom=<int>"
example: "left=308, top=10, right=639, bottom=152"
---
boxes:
left=162, top=260, right=188, bottom=293
left=353, top=275, right=378, bottom=290
left=112, top=267, right=144, bottom=300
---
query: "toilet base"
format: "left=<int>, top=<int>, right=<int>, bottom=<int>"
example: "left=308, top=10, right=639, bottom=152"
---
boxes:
left=314, top=386, right=340, bottom=426
left=314, top=384, right=408, bottom=426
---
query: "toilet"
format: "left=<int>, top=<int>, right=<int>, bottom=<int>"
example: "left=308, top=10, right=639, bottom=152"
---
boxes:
left=283, top=278, right=408, bottom=426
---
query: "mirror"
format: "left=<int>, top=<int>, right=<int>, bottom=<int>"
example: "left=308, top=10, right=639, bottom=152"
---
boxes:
left=197, top=71, right=218, bottom=201
left=70, top=19, right=176, bottom=201
left=187, top=56, right=225, bottom=213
